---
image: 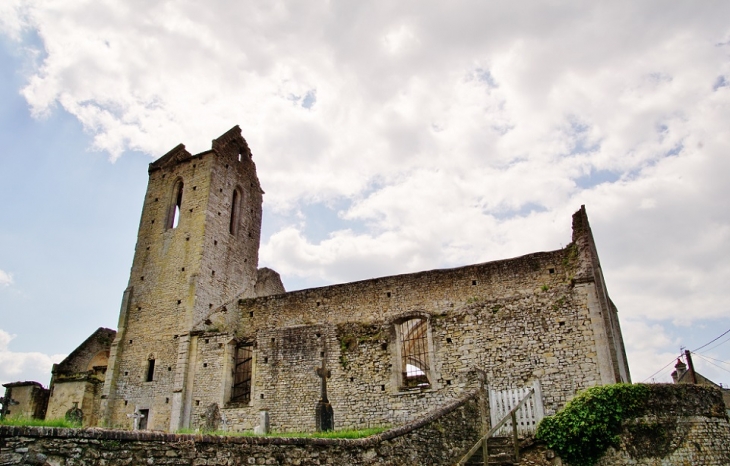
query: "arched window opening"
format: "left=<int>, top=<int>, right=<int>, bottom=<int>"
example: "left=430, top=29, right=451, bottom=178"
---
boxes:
left=146, top=358, right=156, bottom=382
left=398, top=318, right=431, bottom=388
left=231, top=344, right=252, bottom=403
left=168, top=180, right=184, bottom=229
left=229, top=188, right=241, bottom=235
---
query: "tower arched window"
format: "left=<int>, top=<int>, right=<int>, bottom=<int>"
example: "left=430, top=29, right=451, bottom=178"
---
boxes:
left=168, top=180, right=184, bottom=229
left=229, top=188, right=242, bottom=235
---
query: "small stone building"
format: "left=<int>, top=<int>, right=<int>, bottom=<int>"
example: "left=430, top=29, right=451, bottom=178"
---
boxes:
left=45, top=328, right=116, bottom=426
left=1, top=328, right=114, bottom=425
left=7, top=127, right=631, bottom=433
left=0, top=382, right=48, bottom=420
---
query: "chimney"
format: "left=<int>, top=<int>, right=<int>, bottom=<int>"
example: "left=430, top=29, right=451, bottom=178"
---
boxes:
left=672, top=358, right=687, bottom=383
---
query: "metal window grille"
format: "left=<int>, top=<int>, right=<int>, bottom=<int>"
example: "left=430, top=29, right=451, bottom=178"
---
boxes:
left=232, top=345, right=252, bottom=403
left=399, top=318, right=430, bottom=387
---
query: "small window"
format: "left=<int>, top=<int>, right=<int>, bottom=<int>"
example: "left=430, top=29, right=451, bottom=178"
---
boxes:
left=231, top=345, right=253, bottom=403
left=229, top=188, right=242, bottom=235
left=146, top=359, right=156, bottom=382
left=398, top=318, right=431, bottom=388
left=168, top=180, right=184, bottom=229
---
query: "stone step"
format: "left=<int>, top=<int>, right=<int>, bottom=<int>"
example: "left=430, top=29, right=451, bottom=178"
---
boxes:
left=462, top=439, right=517, bottom=466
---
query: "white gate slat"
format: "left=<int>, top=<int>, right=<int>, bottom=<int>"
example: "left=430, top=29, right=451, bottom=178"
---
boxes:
left=488, top=380, right=544, bottom=437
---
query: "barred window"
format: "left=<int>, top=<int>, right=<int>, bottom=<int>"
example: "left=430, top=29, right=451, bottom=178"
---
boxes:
left=399, top=318, right=430, bottom=388
left=231, top=345, right=253, bottom=403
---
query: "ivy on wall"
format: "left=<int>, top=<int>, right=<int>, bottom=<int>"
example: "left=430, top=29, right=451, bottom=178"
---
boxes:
left=536, top=383, right=650, bottom=466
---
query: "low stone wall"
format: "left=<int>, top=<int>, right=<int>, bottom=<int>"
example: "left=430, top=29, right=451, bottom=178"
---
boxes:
left=0, top=391, right=482, bottom=466
left=595, top=384, right=730, bottom=466
left=516, top=384, right=730, bottom=466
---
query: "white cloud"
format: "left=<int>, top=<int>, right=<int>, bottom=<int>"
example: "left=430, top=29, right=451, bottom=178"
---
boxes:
left=0, top=329, right=65, bottom=386
left=2, top=1, right=730, bottom=383
left=0, top=269, right=13, bottom=287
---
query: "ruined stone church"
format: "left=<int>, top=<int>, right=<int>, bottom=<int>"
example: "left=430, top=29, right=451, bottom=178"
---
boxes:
left=2, top=126, right=630, bottom=433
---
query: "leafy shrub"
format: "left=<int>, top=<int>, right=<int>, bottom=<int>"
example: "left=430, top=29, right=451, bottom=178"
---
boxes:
left=536, top=383, right=650, bottom=466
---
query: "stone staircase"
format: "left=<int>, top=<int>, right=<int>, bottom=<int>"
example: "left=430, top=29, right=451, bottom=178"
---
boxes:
left=463, top=437, right=516, bottom=465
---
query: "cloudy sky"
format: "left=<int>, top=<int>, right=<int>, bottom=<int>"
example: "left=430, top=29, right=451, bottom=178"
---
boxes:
left=1, top=1, right=729, bottom=389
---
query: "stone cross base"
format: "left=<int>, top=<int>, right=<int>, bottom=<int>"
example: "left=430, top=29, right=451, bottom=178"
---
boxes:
left=316, top=401, right=334, bottom=432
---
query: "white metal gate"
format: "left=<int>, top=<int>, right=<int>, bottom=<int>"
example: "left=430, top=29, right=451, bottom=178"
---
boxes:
left=488, top=379, right=545, bottom=436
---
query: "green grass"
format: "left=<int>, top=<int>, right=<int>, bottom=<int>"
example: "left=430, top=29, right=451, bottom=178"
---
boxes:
left=0, top=417, right=81, bottom=428
left=176, top=426, right=387, bottom=439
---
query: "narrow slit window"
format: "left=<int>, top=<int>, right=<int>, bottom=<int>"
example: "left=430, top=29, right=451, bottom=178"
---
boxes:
left=146, top=359, right=156, bottom=382
left=399, top=318, right=430, bottom=388
left=231, top=345, right=253, bottom=403
left=168, top=180, right=184, bottom=229
left=229, top=189, right=241, bottom=235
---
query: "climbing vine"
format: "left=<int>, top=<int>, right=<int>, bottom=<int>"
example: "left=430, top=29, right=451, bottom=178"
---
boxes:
left=535, top=383, right=650, bottom=466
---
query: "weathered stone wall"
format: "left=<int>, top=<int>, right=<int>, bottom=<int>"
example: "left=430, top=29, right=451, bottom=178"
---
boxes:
left=189, top=209, right=627, bottom=433
left=54, top=328, right=115, bottom=375
left=95, top=124, right=627, bottom=436
left=100, top=127, right=265, bottom=431
left=595, top=384, right=730, bottom=466
left=516, top=384, right=730, bottom=466
left=1, top=382, right=48, bottom=420
left=0, top=391, right=482, bottom=466
left=45, top=378, right=103, bottom=427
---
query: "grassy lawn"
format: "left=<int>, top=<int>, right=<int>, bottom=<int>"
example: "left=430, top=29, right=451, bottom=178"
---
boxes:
left=176, top=426, right=388, bottom=439
left=0, top=417, right=81, bottom=428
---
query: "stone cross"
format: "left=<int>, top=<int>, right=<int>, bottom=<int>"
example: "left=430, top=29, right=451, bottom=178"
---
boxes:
left=315, top=350, right=334, bottom=431
left=0, top=394, right=18, bottom=419
left=126, top=409, right=146, bottom=431
left=315, top=355, right=332, bottom=404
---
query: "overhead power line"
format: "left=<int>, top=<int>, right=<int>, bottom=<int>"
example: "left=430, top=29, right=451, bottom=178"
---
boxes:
left=695, top=354, right=730, bottom=366
left=692, top=352, right=730, bottom=376
left=642, top=354, right=682, bottom=383
left=698, top=334, right=730, bottom=354
left=693, top=327, right=730, bottom=352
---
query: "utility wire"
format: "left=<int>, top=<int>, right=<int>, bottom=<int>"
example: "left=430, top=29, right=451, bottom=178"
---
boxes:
left=698, top=334, right=730, bottom=355
left=696, top=354, right=730, bottom=366
left=692, top=352, right=730, bottom=376
left=641, top=354, right=682, bottom=383
left=693, top=327, right=730, bottom=352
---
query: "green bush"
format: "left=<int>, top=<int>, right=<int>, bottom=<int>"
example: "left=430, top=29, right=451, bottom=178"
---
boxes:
left=536, top=383, right=649, bottom=466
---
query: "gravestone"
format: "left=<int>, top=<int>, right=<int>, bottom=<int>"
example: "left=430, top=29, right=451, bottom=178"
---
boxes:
left=65, top=402, right=83, bottom=425
left=254, top=410, right=270, bottom=434
left=201, top=403, right=222, bottom=432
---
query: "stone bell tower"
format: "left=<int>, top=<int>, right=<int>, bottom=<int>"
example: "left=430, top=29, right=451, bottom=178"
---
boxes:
left=100, top=126, right=264, bottom=430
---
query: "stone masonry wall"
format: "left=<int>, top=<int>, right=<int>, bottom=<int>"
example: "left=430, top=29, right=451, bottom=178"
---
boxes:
left=191, top=229, right=622, bottom=432
left=1, top=383, right=48, bottom=420
left=102, top=127, right=264, bottom=431
left=516, top=384, right=730, bottom=466
left=0, top=391, right=482, bottom=466
left=595, top=384, right=730, bottom=466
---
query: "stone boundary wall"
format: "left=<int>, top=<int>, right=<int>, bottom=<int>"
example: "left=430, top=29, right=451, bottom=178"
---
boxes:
left=0, top=390, right=482, bottom=466
left=518, top=384, right=730, bottom=466
left=595, top=384, right=730, bottom=466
